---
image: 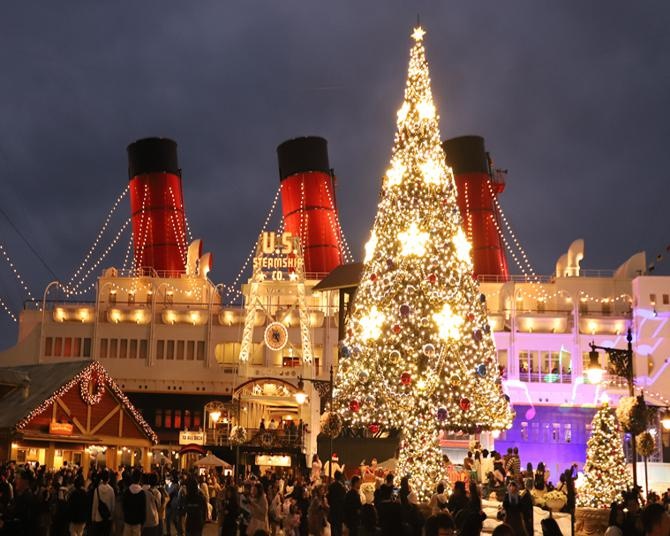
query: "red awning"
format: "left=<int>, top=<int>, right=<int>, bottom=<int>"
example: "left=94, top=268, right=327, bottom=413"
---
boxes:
left=179, top=444, right=206, bottom=455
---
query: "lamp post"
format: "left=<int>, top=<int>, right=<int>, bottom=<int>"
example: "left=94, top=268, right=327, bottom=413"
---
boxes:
left=294, top=365, right=334, bottom=480
left=587, top=328, right=639, bottom=490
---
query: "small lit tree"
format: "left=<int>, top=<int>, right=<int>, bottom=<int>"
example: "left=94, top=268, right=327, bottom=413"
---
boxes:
left=578, top=402, right=633, bottom=508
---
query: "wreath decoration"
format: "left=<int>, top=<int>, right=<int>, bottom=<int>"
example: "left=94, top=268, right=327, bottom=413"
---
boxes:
left=260, top=431, right=275, bottom=448
left=80, top=370, right=105, bottom=405
left=320, top=411, right=343, bottom=438
left=229, top=425, right=247, bottom=445
left=636, top=431, right=655, bottom=458
left=616, top=395, right=649, bottom=435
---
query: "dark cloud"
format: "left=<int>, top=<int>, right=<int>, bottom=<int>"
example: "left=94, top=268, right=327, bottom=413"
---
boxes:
left=0, top=2, right=669, bottom=346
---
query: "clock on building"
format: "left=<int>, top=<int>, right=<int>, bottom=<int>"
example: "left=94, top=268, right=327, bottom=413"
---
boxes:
left=264, top=321, right=289, bottom=351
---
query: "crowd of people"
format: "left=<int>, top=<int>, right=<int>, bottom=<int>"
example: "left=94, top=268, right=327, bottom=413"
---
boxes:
left=0, top=446, right=668, bottom=536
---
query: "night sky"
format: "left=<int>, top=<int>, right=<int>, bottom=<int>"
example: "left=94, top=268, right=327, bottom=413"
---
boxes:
left=1, top=2, right=669, bottom=348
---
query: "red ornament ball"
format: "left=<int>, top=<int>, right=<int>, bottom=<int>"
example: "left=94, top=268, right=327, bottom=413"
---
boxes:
left=428, top=273, right=437, bottom=285
left=370, top=273, right=378, bottom=283
left=369, top=423, right=380, bottom=434
left=401, top=372, right=412, bottom=385
left=467, top=313, right=475, bottom=322
left=459, top=398, right=471, bottom=411
left=349, top=400, right=360, bottom=412
left=392, top=324, right=402, bottom=334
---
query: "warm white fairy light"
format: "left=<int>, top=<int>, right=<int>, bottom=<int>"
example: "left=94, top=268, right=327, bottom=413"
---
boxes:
left=453, top=228, right=472, bottom=264
left=224, top=186, right=281, bottom=303
left=364, top=231, right=378, bottom=263
left=386, top=161, right=406, bottom=187
left=397, top=102, right=410, bottom=122
left=486, top=179, right=536, bottom=276
left=417, top=100, right=435, bottom=120
left=334, top=26, right=512, bottom=503
left=577, top=402, right=632, bottom=508
left=0, top=244, right=36, bottom=302
left=0, top=296, right=17, bottom=322
left=358, top=306, right=385, bottom=340
left=398, top=222, right=429, bottom=257
left=67, top=185, right=129, bottom=286
left=433, top=304, right=464, bottom=340
left=65, top=219, right=132, bottom=295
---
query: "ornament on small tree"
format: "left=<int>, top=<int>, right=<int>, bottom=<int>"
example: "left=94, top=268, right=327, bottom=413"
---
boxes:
left=459, top=398, right=471, bottom=411
left=400, top=372, right=412, bottom=385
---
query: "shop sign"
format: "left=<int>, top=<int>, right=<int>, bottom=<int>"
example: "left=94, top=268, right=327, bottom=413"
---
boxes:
left=179, top=431, right=205, bottom=446
left=49, top=422, right=73, bottom=436
left=252, top=231, right=302, bottom=280
left=255, top=454, right=291, bottom=467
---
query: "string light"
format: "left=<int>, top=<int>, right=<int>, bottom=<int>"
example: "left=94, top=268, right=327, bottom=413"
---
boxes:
left=577, top=402, right=632, bottom=508
left=486, top=180, right=536, bottom=277
left=65, top=219, right=131, bottom=295
left=223, top=186, right=281, bottom=302
left=66, top=185, right=128, bottom=286
left=0, top=244, right=36, bottom=302
left=0, top=295, right=17, bottom=322
left=15, top=361, right=158, bottom=444
left=333, top=26, right=512, bottom=502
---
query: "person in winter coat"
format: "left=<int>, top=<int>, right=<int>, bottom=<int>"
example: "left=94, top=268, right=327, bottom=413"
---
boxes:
left=246, top=482, right=269, bottom=535
left=307, top=484, right=329, bottom=535
left=141, top=472, right=161, bottom=536
left=220, top=485, right=240, bottom=536
left=183, top=476, right=207, bottom=536
left=123, top=469, right=146, bottom=536
left=327, top=471, right=346, bottom=536
left=67, top=474, right=89, bottom=536
left=91, top=469, right=115, bottom=536
left=343, top=476, right=362, bottom=536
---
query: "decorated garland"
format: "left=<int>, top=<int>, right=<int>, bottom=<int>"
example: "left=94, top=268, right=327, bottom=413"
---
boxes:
left=615, top=395, right=649, bottom=435
left=229, top=425, right=247, bottom=445
left=320, top=411, right=343, bottom=438
left=15, top=361, right=158, bottom=444
left=80, top=369, right=105, bottom=405
left=636, top=431, right=655, bottom=458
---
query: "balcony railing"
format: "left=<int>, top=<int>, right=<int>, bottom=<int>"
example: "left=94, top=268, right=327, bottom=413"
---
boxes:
left=205, top=428, right=306, bottom=449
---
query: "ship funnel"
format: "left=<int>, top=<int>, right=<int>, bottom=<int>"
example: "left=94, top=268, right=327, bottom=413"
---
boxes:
left=443, top=135, right=509, bottom=279
left=127, top=137, right=187, bottom=276
left=277, top=136, right=343, bottom=276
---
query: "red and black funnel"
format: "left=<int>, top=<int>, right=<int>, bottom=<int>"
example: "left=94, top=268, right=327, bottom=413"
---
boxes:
left=277, top=136, right=343, bottom=276
left=127, top=137, right=187, bottom=276
left=443, top=135, right=509, bottom=279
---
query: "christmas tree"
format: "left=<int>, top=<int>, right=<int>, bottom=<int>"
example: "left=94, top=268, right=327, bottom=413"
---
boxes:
left=333, top=26, right=513, bottom=502
left=577, top=402, right=633, bottom=508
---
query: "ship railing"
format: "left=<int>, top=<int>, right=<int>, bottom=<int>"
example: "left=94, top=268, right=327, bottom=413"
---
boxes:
left=478, top=269, right=616, bottom=283
left=204, top=427, right=306, bottom=448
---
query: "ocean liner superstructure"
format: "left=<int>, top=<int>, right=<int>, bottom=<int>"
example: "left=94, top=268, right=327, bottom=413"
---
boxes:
left=1, top=135, right=669, bottom=479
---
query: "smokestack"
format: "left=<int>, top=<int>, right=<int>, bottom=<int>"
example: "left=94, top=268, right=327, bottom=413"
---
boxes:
left=277, top=136, right=344, bottom=276
left=127, top=137, right=187, bottom=276
left=442, top=135, right=509, bottom=279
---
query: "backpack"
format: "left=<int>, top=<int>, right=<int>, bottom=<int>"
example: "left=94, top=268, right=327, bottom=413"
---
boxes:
left=97, top=487, right=111, bottom=520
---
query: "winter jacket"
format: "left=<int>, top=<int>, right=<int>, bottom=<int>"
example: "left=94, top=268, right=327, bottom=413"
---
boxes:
left=123, top=483, right=146, bottom=526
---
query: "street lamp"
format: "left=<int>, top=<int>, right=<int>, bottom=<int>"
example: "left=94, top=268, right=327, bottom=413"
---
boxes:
left=588, top=328, right=639, bottom=489
left=294, top=365, right=335, bottom=480
left=661, top=411, right=670, bottom=431
left=210, top=410, right=221, bottom=444
left=585, top=348, right=605, bottom=385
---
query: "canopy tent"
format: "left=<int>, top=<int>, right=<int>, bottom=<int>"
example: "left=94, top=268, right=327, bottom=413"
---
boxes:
left=194, top=451, right=232, bottom=468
